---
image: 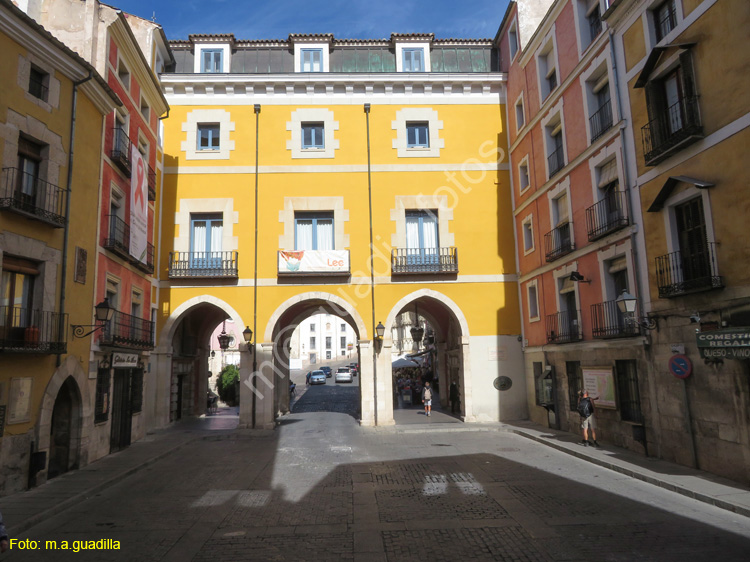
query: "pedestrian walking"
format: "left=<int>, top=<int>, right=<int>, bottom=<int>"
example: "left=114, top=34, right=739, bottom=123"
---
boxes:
left=449, top=381, right=460, bottom=414
left=0, top=510, right=9, bottom=553
left=422, top=381, right=433, bottom=417
left=577, top=390, right=600, bottom=447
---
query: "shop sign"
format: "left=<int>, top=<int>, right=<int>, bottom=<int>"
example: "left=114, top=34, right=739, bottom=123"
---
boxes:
left=696, top=328, right=750, bottom=360
left=112, top=353, right=139, bottom=368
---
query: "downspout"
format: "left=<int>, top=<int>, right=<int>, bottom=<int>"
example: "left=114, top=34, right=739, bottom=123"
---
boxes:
left=252, top=104, right=261, bottom=429
left=58, top=71, right=93, bottom=368
left=609, top=30, right=654, bottom=459
left=364, top=103, right=378, bottom=426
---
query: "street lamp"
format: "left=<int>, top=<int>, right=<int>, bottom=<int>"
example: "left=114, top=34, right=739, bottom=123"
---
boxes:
left=217, top=320, right=232, bottom=351
left=375, top=322, right=385, bottom=339
left=410, top=303, right=424, bottom=349
left=616, top=291, right=657, bottom=331
left=72, top=298, right=115, bottom=338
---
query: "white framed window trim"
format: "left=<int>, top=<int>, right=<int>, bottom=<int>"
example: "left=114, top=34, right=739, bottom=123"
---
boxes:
left=181, top=109, right=235, bottom=160
left=293, top=43, right=330, bottom=73
left=526, top=279, right=540, bottom=322
left=287, top=109, right=339, bottom=159
left=518, top=156, right=531, bottom=194
left=392, top=108, right=444, bottom=158
left=394, top=42, right=431, bottom=72
left=193, top=44, right=231, bottom=73
left=522, top=214, right=535, bottom=255
left=514, top=92, right=526, bottom=133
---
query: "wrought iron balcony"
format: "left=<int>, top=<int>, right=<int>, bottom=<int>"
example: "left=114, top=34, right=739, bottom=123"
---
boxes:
left=0, top=307, right=67, bottom=353
left=104, top=214, right=131, bottom=259
left=147, top=165, right=156, bottom=201
left=591, top=300, right=640, bottom=339
left=99, top=309, right=154, bottom=350
left=0, top=167, right=68, bottom=227
left=547, top=145, right=565, bottom=178
left=642, top=96, right=702, bottom=166
left=391, top=247, right=458, bottom=275
left=546, top=310, right=583, bottom=344
left=585, top=191, right=628, bottom=241
left=656, top=243, right=723, bottom=298
left=544, top=222, right=574, bottom=262
left=111, top=127, right=131, bottom=176
left=169, top=251, right=239, bottom=278
left=589, top=100, right=613, bottom=142
left=131, top=242, right=155, bottom=275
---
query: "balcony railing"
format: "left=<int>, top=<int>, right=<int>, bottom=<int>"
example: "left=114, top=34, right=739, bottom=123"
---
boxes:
left=100, top=310, right=154, bottom=350
left=169, top=251, right=239, bottom=278
left=546, top=310, right=583, bottom=344
left=591, top=300, right=640, bottom=339
left=391, top=247, right=458, bottom=274
left=585, top=191, right=628, bottom=241
left=589, top=100, right=613, bottom=142
left=656, top=243, right=724, bottom=298
left=111, top=127, right=131, bottom=176
left=547, top=145, right=565, bottom=178
left=147, top=165, right=156, bottom=201
left=544, top=222, right=574, bottom=262
left=655, top=1, right=677, bottom=42
left=642, top=96, right=702, bottom=166
left=0, top=307, right=67, bottom=353
left=132, top=242, right=155, bottom=275
left=104, top=214, right=130, bottom=259
left=0, top=167, right=68, bottom=227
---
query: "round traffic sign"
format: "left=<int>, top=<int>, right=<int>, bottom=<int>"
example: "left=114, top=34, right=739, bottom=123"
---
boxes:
left=668, top=354, right=692, bottom=379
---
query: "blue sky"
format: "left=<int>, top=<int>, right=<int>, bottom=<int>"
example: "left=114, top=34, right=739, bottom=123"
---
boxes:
left=111, top=0, right=510, bottom=40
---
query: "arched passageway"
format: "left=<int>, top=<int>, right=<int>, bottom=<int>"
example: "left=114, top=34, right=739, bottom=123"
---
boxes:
left=47, top=377, right=82, bottom=479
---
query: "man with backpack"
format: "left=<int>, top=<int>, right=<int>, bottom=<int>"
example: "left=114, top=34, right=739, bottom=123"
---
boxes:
left=422, top=381, right=433, bottom=417
left=577, top=390, right=600, bottom=447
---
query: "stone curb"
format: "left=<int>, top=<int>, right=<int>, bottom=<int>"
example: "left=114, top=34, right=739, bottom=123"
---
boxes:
left=8, top=436, right=197, bottom=537
left=508, top=428, right=750, bottom=519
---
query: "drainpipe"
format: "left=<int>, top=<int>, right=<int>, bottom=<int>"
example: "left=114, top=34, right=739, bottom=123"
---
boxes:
left=58, top=71, right=93, bottom=368
left=609, top=30, right=658, bottom=460
left=252, top=104, right=260, bottom=429
left=364, top=103, right=378, bottom=426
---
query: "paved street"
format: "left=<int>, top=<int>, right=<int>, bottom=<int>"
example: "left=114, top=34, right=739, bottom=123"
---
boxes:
left=2, top=386, right=750, bottom=561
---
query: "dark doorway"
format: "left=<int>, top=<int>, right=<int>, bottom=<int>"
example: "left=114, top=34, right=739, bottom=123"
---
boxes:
left=48, top=378, right=78, bottom=479
left=110, top=369, right=132, bottom=453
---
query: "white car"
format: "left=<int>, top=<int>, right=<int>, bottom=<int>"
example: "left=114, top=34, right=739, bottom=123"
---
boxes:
left=335, top=367, right=353, bottom=383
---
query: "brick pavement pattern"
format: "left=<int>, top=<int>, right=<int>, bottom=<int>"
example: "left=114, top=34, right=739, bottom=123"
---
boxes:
left=2, top=390, right=750, bottom=561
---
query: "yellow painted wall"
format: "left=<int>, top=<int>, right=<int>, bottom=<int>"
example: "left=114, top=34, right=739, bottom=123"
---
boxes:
left=159, top=100, right=519, bottom=340
left=622, top=18, right=646, bottom=73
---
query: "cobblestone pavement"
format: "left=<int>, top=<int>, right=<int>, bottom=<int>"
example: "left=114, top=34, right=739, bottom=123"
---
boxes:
left=3, top=401, right=750, bottom=561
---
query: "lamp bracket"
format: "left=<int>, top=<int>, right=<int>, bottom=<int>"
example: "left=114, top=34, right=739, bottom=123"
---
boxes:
left=71, top=324, right=106, bottom=339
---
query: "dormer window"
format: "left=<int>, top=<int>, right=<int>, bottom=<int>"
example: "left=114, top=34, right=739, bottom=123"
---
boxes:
left=402, top=48, right=425, bottom=72
left=201, top=49, right=223, bottom=73
left=301, top=49, right=323, bottom=72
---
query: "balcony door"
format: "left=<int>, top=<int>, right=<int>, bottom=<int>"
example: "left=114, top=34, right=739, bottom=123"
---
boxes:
left=191, top=214, right=223, bottom=269
left=675, top=197, right=710, bottom=283
left=1, top=261, right=36, bottom=342
left=295, top=213, right=333, bottom=250
left=17, top=137, right=42, bottom=209
left=406, top=210, right=439, bottom=266
left=663, top=69, right=684, bottom=135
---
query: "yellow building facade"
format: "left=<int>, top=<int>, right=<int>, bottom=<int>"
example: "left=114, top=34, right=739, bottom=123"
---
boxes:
left=0, top=0, right=119, bottom=495
left=156, top=34, right=525, bottom=428
left=606, top=0, right=750, bottom=483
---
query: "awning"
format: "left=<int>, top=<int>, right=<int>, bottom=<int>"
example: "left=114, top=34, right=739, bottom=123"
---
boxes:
left=634, top=43, right=696, bottom=88
left=647, top=176, right=714, bottom=212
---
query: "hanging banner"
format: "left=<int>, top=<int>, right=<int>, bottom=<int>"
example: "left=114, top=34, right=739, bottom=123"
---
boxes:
left=278, top=250, right=350, bottom=274
left=130, top=145, right=148, bottom=264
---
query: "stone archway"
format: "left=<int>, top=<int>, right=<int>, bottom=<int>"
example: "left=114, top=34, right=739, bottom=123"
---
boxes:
left=149, top=296, right=248, bottom=430
left=383, top=289, right=474, bottom=422
left=35, top=356, right=91, bottom=485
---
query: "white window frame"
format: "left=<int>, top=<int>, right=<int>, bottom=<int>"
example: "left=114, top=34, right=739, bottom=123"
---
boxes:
left=301, top=122, right=325, bottom=150
left=553, top=262, right=582, bottom=319
left=579, top=51, right=616, bottom=146
left=294, top=43, right=330, bottom=73
left=193, top=44, right=231, bottom=73
left=547, top=176, right=575, bottom=248
left=287, top=109, right=339, bottom=159
left=117, top=58, right=130, bottom=90
left=279, top=197, right=349, bottom=250
left=541, top=99, right=567, bottom=180
left=588, top=137, right=625, bottom=205
left=572, top=0, right=605, bottom=56
left=526, top=279, right=540, bottom=322
left=390, top=195, right=454, bottom=250
left=515, top=92, right=526, bottom=133
left=518, top=156, right=531, bottom=194
left=535, top=32, right=559, bottom=105
left=522, top=214, right=535, bottom=255
left=181, top=109, right=235, bottom=160
left=174, top=198, right=238, bottom=255
left=662, top=185, right=716, bottom=257
left=597, top=240, right=636, bottom=304
left=508, top=19, right=519, bottom=61
left=392, top=108, right=444, bottom=158
left=395, top=42, right=431, bottom=72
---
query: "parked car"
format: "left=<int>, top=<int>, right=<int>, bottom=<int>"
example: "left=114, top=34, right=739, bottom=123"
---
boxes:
left=348, top=363, right=358, bottom=376
left=320, top=366, right=332, bottom=378
left=309, top=371, right=327, bottom=385
left=335, top=367, right=353, bottom=383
